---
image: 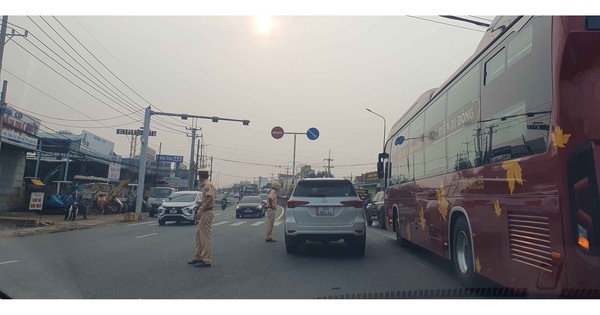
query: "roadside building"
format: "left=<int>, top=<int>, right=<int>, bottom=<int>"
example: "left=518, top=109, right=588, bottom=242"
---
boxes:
left=0, top=105, right=41, bottom=212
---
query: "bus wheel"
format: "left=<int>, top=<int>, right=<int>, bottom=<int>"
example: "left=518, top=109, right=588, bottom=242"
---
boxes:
left=394, top=212, right=408, bottom=247
left=452, top=216, right=476, bottom=288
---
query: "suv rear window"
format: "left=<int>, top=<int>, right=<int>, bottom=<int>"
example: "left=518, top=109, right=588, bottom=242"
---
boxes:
left=293, top=180, right=357, bottom=197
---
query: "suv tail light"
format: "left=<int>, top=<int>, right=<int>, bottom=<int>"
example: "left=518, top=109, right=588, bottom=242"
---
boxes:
left=287, top=200, right=309, bottom=208
left=340, top=200, right=363, bottom=208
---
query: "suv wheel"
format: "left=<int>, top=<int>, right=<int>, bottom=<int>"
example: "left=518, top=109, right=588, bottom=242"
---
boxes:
left=351, top=235, right=366, bottom=257
left=285, top=236, right=298, bottom=254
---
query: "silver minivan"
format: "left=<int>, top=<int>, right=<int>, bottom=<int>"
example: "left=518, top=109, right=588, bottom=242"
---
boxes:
left=284, top=178, right=366, bottom=256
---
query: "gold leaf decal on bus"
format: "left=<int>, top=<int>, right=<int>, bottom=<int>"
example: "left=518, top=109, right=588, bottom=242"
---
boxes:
left=437, top=181, right=448, bottom=221
left=476, top=257, right=481, bottom=273
left=419, top=205, right=426, bottom=230
left=501, top=159, right=523, bottom=194
left=494, top=199, right=502, bottom=218
left=551, top=125, right=571, bottom=149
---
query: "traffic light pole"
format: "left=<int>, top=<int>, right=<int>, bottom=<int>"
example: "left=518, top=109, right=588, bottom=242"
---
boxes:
left=134, top=107, right=250, bottom=218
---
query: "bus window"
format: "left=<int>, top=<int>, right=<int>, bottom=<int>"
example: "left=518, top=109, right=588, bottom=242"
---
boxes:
left=409, top=114, right=425, bottom=179
left=446, top=66, right=481, bottom=171
left=481, top=16, right=552, bottom=164
left=424, top=94, right=448, bottom=176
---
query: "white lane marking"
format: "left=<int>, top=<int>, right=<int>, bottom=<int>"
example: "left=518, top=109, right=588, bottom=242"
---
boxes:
left=251, top=221, right=265, bottom=226
left=0, top=260, right=19, bottom=265
left=214, top=213, right=224, bottom=216
left=126, top=221, right=156, bottom=227
left=274, top=221, right=282, bottom=226
left=213, top=221, right=229, bottom=226
left=368, top=228, right=396, bottom=240
left=230, top=221, right=246, bottom=226
left=135, top=233, right=158, bottom=239
left=276, top=206, right=285, bottom=221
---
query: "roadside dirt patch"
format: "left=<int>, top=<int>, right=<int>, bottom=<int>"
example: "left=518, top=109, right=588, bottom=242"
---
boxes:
left=0, top=212, right=151, bottom=239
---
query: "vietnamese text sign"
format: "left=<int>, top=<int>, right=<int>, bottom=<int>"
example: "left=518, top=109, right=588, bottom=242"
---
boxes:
left=157, top=155, right=184, bottom=163
left=1, top=105, right=40, bottom=150
left=108, top=155, right=122, bottom=182
left=116, top=129, right=156, bottom=136
left=29, top=192, right=45, bottom=211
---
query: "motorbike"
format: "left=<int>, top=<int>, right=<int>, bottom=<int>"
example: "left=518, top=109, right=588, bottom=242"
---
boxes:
left=221, top=198, right=228, bottom=210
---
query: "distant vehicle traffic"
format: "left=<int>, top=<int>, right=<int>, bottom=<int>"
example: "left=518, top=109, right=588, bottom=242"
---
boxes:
left=148, top=187, right=177, bottom=217
left=365, top=191, right=386, bottom=229
left=236, top=195, right=265, bottom=218
left=239, top=185, right=259, bottom=198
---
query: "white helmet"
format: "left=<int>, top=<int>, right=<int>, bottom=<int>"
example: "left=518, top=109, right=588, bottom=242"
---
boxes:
left=271, top=181, right=281, bottom=189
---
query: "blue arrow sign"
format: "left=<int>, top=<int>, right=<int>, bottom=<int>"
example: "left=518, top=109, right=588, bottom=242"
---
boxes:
left=307, top=127, right=319, bottom=141
left=395, top=136, right=405, bottom=146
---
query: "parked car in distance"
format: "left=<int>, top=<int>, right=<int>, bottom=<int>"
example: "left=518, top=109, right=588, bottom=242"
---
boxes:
left=284, top=178, right=366, bottom=256
left=148, top=187, right=176, bottom=217
left=365, top=191, right=386, bottom=229
left=236, top=195, right=265, bottom=218
left=157, top=191, right=201, bottom=226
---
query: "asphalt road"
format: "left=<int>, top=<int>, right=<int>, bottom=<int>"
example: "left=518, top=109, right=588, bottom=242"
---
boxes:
left=0, top=195, right=467, bottom=299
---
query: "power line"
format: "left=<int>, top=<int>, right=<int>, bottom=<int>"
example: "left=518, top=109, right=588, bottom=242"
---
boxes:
left=10, top=38, right=182, bottom=135
left=57, top=16, right=189, bottom=130
left=439, top=15, right=490, bottom=28
left=27, top=17, right=184, bottom=134
left=2, top=69, right=133, bottom=124
left=50, top=16, right=186, bottom=133
left=407, top=16, right=485, bottom=33
left=469, top=15, right=494, bottom=22
left=72, top=16, right=190, bottom=129
left=7, top=103, right=134, bottom=129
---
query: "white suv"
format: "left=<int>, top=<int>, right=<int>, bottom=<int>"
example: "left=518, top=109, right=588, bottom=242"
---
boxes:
left=284, top=178, right=366, bottom=256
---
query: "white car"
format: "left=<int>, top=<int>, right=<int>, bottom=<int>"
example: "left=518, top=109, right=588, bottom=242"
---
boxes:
left=284, top=178, right=366, bottom=256
left=148, top=187, right=176, bottom=217
left=157, top=191, right=201, bottom=226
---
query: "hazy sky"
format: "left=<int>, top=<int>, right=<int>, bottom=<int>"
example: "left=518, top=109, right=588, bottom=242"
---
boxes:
left=2, top=5, right=495, bottom=187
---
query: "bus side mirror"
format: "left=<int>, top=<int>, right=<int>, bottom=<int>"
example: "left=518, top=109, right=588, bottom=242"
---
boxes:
left=377, top=152, right=389, bottom=179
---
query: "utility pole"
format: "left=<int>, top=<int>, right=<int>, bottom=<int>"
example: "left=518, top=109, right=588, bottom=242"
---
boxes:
left=196, top=138, right=200, bottom=171
left=0, top=17, right=9, bottom=155
left=209, top=156, right=213, bottom=182
left=187, top=127, right=202, bottom=190
left=154, top=142, right=161, bottom=186
left=0, top=81, right=7, bottom=155
left=324, top=149, right=334, bottom=177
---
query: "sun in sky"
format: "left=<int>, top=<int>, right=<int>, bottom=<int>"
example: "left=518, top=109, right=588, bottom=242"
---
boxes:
left=254, top=15, right=276, bottom=35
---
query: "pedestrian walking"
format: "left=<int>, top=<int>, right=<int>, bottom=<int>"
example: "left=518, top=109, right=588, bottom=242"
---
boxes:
left=188, top=169, right=215, bottom=268
left=265, top=181, right=280, bottom=242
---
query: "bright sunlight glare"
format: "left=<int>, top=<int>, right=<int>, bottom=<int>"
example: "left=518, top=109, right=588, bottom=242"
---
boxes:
left=254, top=16, right=275, bottom=35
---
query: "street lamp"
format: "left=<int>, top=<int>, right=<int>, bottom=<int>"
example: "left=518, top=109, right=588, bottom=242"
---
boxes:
left=366, top=108, right=386, bottom=151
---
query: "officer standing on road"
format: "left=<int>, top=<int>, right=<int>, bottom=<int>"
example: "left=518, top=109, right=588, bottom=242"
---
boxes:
left=189, top=169, right=215, bottom=268
left=265, top=181, right=280, bottom=242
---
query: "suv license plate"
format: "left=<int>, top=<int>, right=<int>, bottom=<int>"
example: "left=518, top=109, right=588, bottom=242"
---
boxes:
left=316, top=207, right=333, bottom=216
left=170, top=209, right=177, bottom=214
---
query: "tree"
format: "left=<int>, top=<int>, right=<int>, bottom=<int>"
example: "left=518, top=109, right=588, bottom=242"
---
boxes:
left=316, top=170, right=333, bottom=178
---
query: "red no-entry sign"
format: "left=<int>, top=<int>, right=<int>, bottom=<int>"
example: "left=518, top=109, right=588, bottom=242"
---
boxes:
left=271, top=126, right=284, bottom=139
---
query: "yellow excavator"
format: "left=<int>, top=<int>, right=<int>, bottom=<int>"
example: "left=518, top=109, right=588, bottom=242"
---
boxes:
left=101, top=180, right=130, bottom=215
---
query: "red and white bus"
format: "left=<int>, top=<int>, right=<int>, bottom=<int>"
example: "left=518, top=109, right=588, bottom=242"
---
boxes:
left=378, top=16, right=600, bottom=296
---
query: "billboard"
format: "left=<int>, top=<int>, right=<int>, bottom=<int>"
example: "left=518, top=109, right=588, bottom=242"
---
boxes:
left=0, top=105, right=40, bottom=150
left=147, top=147, right=156, bottom=162
left=79, top=130, right=115, bottom=160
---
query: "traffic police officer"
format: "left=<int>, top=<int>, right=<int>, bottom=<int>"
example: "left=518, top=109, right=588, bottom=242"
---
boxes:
left=188, top=169, right=215, bottom=267
left=265, top=181, right=280, bottom=242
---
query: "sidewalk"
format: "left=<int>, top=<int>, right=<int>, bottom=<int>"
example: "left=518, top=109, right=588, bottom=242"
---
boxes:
left=0, top=211, right=149, bottom=239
